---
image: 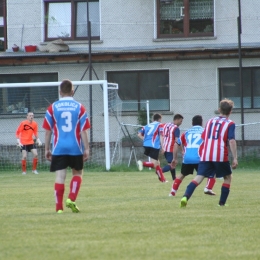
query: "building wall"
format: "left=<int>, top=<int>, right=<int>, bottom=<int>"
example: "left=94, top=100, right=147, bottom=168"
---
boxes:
left=1, top=56, right=260, bottom=144
left=5, top=0, right=260, bottom=50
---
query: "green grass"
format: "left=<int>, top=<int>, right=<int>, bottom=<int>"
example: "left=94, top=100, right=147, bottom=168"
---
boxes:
left=0, top=169, right=260, bottom=260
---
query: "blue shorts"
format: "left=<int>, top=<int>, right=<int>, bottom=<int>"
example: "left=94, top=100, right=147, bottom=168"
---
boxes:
left=197, top=161, right=232, bottom=178
left=164, top=151, right=173, bottom=164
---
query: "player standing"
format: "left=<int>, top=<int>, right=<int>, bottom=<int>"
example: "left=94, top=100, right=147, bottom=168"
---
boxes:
left=43, top=79, right=90, bottom=213
left=161, top=114, right=183, bottom=180
left=180, top=99, right=238, bottom=207
left=170, top=115, right=216, bottom=196
left=16, top=112, right=42, bottom=174
left=137, top=113, right=166, bottom=182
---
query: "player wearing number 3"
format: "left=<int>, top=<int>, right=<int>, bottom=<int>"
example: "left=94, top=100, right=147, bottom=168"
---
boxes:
left=16, top=112, right=42, bottom=175
left=180, top=99, right=238, bottom=208
left=43, top=79, right=90, bottom=213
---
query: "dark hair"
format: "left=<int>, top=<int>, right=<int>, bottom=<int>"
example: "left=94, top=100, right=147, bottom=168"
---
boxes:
left=192, top=115, right=203, bottom=126
left=173, top=113, right=184, bottom=120
left=219, top=98, right=234, bottom=115
left=153, top=113, right=162, bottom=121
left=60, top=79, right=73, bottom=94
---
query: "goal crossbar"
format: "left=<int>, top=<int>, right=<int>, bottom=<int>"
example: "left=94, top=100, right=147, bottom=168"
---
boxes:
left=0, top=80, right=118, bottom=171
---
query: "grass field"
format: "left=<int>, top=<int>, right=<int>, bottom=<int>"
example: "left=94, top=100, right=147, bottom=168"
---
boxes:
left=0, top=168, right=260, bottom=260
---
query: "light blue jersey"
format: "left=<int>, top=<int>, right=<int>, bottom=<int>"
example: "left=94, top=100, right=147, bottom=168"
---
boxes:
left=177, top=126, right=203, bottom=164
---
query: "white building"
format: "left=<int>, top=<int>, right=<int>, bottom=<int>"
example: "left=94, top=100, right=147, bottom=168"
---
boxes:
left=0, top=0, right=259, bottom=164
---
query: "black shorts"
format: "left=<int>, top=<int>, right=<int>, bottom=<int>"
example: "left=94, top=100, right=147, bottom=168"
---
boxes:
left=21, top=144, right=36, bottom=152
left=198, top=161, right=232, bottom=178
left=181, top=163, right=199, bottom=176
left=143, top=146, right=160, bottom=161
left=50, top=155, right=84, bottom=172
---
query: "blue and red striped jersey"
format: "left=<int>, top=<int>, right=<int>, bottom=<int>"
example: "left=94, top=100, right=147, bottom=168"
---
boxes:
left=42, top=97, right=90, bottom=156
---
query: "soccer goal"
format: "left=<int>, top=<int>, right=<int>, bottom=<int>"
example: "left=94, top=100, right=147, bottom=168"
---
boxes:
left=0, top=80, right=121, bottom=171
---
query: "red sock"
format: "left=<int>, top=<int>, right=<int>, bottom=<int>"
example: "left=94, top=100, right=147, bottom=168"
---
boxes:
left=68, top=176, right=82, bottom=202
left=22, top=160, right=26, bottom=172
left=32, top=158, right=38, bottom=171
left=155, top=165, right=166, bottom=182
left=206, top=178, right=216, bottom=189
left=143, top=162, right=154, bottom=168
left=172, top=178, right=182, bottom=191
left=222, top=183, right=230, bottom=189
left=54, top=183, right=65, bottom=212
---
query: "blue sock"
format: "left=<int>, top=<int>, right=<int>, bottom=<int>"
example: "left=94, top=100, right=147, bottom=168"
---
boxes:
left=162, top=165, right=171, bottom=173
left=170, top=168, right=176, bottom=180
left=219, top=185, right=230, bottom=205
left=184, top=181, right=198, bottom=200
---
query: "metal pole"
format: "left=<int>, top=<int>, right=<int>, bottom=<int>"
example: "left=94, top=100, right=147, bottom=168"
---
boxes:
left=87, top=0, right=93, bottom=144
left=237, top=0, right=244, bottom=154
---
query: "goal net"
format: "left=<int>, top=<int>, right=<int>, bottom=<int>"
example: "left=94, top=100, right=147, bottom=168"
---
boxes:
left=0, top=80, right=122, bottom=172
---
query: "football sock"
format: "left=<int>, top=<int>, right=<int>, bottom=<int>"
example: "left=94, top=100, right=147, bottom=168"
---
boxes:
left=170, top=168, right=176, bottom=180
left=32, top=158, right=38, bottom=171
left=219, top=183, right=230, bottom=205
left=172, top=178, right=182, bottom=192
left=184, top=180, right=198, bottom=200
left=206, top=177, right=216, bottom=190
left=162, top=165, right=171, bottom=173
left=22, top=159, right=26, bottom=172
left=55, top=183, right=65, bottom=211
left=143, top=162, right=154, bottom=168
left=155, top=165, right=165, bottom=181
left=68, top=176, right=82, bottom=202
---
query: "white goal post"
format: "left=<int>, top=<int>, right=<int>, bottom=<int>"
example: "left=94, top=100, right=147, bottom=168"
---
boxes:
left=0, top=80, right=119, bottom=171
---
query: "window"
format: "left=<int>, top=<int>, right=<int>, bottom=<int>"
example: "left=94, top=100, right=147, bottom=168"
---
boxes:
left=0, top=0, right=6, bottom=51
left=107, top=70, right=170, bottom=111
left=0, top=73, right=58, bottom=115
left=219, top=68, right=260, bottom=109
left=158, top=0, right=214, bottom=38
left=44, top=0, right=100, bottom=41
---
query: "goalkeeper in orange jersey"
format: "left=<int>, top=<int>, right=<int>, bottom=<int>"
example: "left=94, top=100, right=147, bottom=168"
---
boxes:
left=15, top=112, right=42, bottom=175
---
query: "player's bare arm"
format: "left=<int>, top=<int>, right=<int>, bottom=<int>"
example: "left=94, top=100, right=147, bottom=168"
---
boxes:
left=229, top=138, right=238, bottom=169
left=81, top=130, right=90, bottom=162
left=137, top=132, right=144, bottom=140
left=44, top=130, right=52, bottom=161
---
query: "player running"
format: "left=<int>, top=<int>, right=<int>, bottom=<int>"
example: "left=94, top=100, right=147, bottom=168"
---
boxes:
left=180, top=99, right=238, bottom=208
left=43, top=79, right=90, bottom=213
left=137, top=113, right=166, bottom=182
left=16, top=112, right=42, bottom=175
left=161, top=114, right=183, bottom=180
left=170, top=115, right=216, bottom=196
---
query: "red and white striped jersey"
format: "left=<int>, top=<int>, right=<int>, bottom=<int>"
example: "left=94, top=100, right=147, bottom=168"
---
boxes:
left=200, top=116, right=235, bottom=162
left=162, top=122, right=180, bottom=152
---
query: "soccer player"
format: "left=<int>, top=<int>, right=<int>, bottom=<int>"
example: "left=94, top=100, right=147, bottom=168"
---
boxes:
left=161, top=114, right=183, bottom=180
left=43, top=79, right=90, bottom=213
left=169, top=115, right=216, bottom=196
left=16, top=112, right=42, bottom=175
left=180, top=99, right=238, bottom=207
left=137, top=113, right=166, bottom=182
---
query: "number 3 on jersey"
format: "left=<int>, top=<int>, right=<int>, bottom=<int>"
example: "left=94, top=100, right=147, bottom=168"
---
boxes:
left=61, top=111, right=72, bottom=132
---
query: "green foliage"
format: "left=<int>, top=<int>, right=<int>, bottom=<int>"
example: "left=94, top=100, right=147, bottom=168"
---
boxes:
left=137, top=107, right=152, bottom=126
left=1, top=170, right=260, bottom=260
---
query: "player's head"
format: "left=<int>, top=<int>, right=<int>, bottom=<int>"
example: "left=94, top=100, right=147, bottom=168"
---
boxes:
left=153, top=113, right=162, bottom=122
left=27, top=112, right=34, bottom=122
left=173, top=113, right=184, bottom=126
left=60, top=79, right=74, bottom=97
left=219, top=98, right=234, bottom=116
left=192, top=115, right=203, bottom=126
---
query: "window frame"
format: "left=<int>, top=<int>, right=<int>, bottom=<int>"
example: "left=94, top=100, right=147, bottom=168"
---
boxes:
left=44, top=0, right=100, bottom=41
left=157, top=0, right=214, bottom=39
left=0, top=0, right=7, bottom=51
left=107, top=70, right=170, bottom=112
left=0, top=73, right=59, bottom=115
left=219, top=67, right=260, bottom=109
